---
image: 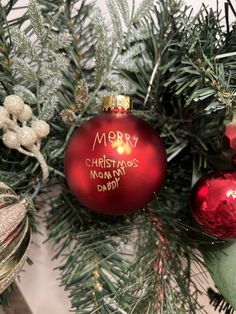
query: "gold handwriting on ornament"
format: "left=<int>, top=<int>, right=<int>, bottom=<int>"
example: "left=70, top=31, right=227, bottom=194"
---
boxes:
left=90, top=167, right=126, bottom=180
left=85, top=155, right=139, bottom=193
left=85, top=155, right=139, bottom=168
left=92, top=131, right=138, bottom=151
left=97, top=177, right=120, bottom=192
left=90, top=170, right=113, bottom=180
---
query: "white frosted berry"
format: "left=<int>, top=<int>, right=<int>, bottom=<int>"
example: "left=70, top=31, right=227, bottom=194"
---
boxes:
left=17, top=104, right=33, bottom=123
left=16, top=126, right=37, bottom=147
left=4, top=95, right=24, bottom=115
left=0, top=107, right=10, bottom=128
left=31, top=120, right=50, bottom=138
left=2, top=131, right=20, bottom=149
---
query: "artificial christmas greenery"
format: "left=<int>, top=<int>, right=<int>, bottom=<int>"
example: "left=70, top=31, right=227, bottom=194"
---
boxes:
left=1, top=0, right=236, bottom=313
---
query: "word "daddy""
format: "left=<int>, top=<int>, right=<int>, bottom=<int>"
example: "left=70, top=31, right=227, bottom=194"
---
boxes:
left=92, top=131, right=138, bottom=151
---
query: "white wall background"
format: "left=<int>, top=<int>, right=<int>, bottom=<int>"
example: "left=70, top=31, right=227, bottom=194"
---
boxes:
left=6, top=0, right=233, bottom=314
left=6, top=0, right=234, bottom=20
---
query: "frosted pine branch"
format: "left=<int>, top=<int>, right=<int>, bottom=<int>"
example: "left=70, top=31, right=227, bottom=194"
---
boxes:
left=28, top=0, right=45, bottom=41
left=39, top=78, right=62, bottom=103
left=105, top=0, right=123, bottom=44
left=41, top=95, right=58, bottom=121
left=93, top=9, right=111, bottom=88
left=10, top=27, right=37, bottom=60
left=116, top=43, right=146, bottom=72
left=116, top=0, right=130, bottom=27
left=134, top=0, right=155, bottom=22
left=41, top=52, right=69, bottom=79
left=13, top=85, right=37, bottom=104
left=128, top=26, right=150, bottom=43
left=12, top=57, right=38, bottom=84
left=106, top=75, right=137, bottom=94
left=47, top=31, right=73, bottom=51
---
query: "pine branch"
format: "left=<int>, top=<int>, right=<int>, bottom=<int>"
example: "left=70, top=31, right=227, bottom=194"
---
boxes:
left=0, top=0, right=93, bottom=191
left=88, top=0, right=156, bottom=107
left=93, top=8, right=110, bottom=88
left=10, top=26, right=37, bottom=60
left=47, top=30, right=73, bottom=51
left=0, top=286, right=13, bottom=307
left=0, top=3, right=15, bottom=100
left=40, top=95, right=59, bottom=121
left=116, top=0, right=130, bottom=27
left=105, top=0, right=123, bottom=44
left=208, top=288, right=235, bottom=314
left=10, top=0, right=72, bottom=118
left=13, top=84, right=37, bottom=104
left=134, top=0, right=155, bottom=23
left=28, top=0, right=46, bottom=41
left=47, top=191, right=140, bottom=314
left=12, top=57, right=38, bottom=84
left=3, top=0, right=236, bottom=313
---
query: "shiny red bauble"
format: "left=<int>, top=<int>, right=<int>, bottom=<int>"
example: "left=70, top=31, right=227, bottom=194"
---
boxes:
left=64, top=110, right=167, bottom=215
left=191, top=171, right=236, bottom=238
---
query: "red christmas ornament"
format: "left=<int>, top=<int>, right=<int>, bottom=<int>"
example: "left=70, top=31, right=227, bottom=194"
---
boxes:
left=64, top=95, right=167, bottom=215
left=191, top=171, right=236, bottom=238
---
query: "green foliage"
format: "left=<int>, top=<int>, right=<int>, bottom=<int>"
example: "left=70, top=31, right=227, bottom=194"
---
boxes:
left=10, top=0, right=72, bottom=119
left=134, top=0, right=155, bottom=22
left=0, top=1, right=15, bottom=101
left=92, top=0, right=156, bottom=97
left=0, top=0, right=95, bottom=186
left=28, top=0, right=46, bottom=41
left=10, top=26, right=37, bottom=60
left=105, top=0, right=123, bottom=43
left=47, top=191, right=135, bottom=313
left=93, top=9, right=110, bottom=89
left=116, top=0, right=130, bottom=27
left=2, top=0, right=236, bottom=313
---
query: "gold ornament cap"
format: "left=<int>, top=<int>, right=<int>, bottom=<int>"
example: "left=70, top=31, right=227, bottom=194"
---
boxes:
left=102, top=95, right=132, bottom=112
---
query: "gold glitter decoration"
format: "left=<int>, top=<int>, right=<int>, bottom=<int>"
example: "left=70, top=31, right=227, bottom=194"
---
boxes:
left=60, top=109, right=76, bottom=125
left=0, top=95, right=50, bottom=181
left=102, top=95, right=132, bottom=112
left=74, top=79, right=89, bottom=112
left=0, top=182, right=30, bottom=293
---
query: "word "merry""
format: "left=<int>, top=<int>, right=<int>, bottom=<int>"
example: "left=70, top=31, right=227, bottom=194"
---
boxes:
left=92, top=131, right=138, bottom=151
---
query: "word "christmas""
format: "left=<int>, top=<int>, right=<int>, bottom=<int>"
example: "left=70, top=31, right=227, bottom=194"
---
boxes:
left=85, top=155, right=139, bottom=168
left=92, top=130, right=138, bottom=151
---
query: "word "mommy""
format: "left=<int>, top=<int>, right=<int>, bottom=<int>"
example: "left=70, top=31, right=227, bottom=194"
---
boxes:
left=92, top=131, right=138, bottom=151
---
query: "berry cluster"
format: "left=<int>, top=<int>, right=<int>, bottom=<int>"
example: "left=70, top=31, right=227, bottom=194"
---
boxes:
left=0, top=95, right=50, bottom=180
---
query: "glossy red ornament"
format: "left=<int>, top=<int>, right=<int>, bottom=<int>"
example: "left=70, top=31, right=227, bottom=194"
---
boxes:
left=191, top=171, right=236, bottom=238
left=64, top=95, right=167, bottom=215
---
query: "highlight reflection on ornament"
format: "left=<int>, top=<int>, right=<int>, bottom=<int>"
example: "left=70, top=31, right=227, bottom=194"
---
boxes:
left=226, top=189, right=236, bottom=199
left=112, top=140, right=132, bottom=155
